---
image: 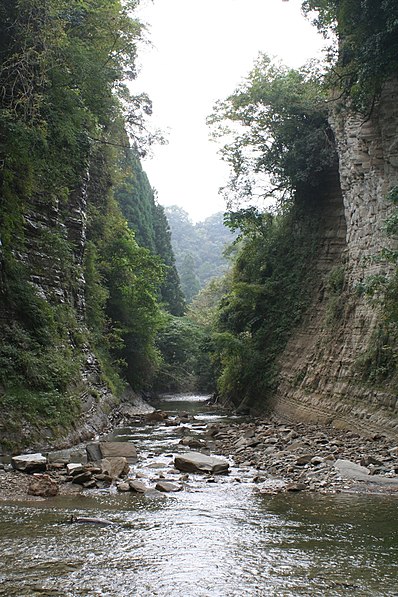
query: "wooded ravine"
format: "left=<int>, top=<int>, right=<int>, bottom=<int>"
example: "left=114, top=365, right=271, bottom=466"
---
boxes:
left=0, top=0, right=397, bottom=452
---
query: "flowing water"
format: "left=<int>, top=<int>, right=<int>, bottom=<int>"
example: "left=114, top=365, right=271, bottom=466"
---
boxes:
left=1, top=394, right=398, bottom=596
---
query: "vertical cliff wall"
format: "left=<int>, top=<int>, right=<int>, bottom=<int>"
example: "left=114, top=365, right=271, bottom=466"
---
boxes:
left=272, top=79, right=398, bottom=438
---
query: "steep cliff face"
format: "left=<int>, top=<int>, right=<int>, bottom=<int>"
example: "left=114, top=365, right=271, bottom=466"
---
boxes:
left=272, top=79, right=398, bottom=438
left=0, top=181, right=118, bottom=454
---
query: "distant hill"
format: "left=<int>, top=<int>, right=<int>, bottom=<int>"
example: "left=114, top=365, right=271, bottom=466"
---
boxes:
left=164, top=206, right=236, bottom=302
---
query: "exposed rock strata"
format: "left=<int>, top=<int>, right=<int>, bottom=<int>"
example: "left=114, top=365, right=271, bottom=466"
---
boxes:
left=271, top=79, right=398, bottom=438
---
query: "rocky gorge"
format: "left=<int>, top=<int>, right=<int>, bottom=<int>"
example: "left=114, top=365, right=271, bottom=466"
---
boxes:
left=2, top=394, right=398, bottom=596
left=3, top=403, right=398, bottom=504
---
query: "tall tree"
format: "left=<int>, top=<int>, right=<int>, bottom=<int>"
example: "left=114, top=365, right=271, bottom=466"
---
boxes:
left=115, top=151, right=185, bottom=315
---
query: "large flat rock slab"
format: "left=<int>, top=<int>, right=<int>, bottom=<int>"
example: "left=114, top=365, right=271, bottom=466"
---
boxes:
left=335, top=459, right=398, bottom=486
left=99, top=442, right=137, bottom=463
left=12, top=453, right=47, bottom=473
left=174, top=452, right=229, bottom=474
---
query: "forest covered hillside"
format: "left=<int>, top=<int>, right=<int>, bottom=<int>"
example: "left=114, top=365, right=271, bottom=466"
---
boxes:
left=206, top=0, right=398, bottom=436
left=0, top=0, right=398, bottom=451
left=164, top=206, right=236, bottom=302
left=0, top=0, right=184, bottom=450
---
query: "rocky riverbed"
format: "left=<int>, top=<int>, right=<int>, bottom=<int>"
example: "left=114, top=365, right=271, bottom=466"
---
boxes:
left=2, top=409, right=398, bottom=501
left=209, top=417, right=398, bottom=494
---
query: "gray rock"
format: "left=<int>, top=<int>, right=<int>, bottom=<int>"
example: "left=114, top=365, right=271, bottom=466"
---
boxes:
left=155, top=481, right=182, bottom=493
left=116, top=482, right=131, bottom=492
left=143, top=489, right=165, bottom=499
left=100, top=457, right=129, bottom=479
left=86, top=442, right=102, bottom=462
left=295, top=454, right=314, bottom=466
left=66, top=463, right=84, bottom=476
left=12, top=453, right=47, bottom=473
left=72, top=471, right=93, bottom=485
left=99, top=442, right=137, bottom=463
left=144, top=411, right=168, bottom=422
left=129, top=479, right=148, bottom=493
left=311, top=456, right=324, bottom=465
left=286, top=482, right=307, bottom=492
left=360, top=455, right=384, bottom=467
left=179, top=436, right=206, bottom=448
left=174, top=452, right=229, bottom=475
left=47, top=449, right=72, bottom=465
left=335, top=459, right=398, bottom=486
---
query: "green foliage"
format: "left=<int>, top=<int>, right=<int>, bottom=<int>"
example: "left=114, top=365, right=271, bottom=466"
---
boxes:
left=325, top=265, right=346, bottom=324
left=154, top=316, right=214, bottom=393
left=356, top=325, right=397, bottom=386
left=83, top=241, right=109, bottom=340
left=302, top=0, right=398, bottom=111
left=188, top=276, right=231, bottom=329
left=0, top=255, right=83, bottom=433
left=116, top=152, right=185, bottom=315
left=208, top=54, right=337, bottom=207
left=179, top=254, right=201, bottom=303
left=85, top=198, right=166, bottom=391
left=153, top=203, right=186, bottom=316
left=116, top=150, right=158, bottom=251
left=355, top=187, right=398, bottom=385
left=214, top=202, right=322, bottom=409
left=0, top=0, right=172, bottom=438
left=0, top=388, right=81, bottom=437
left=165, top=206, right=237, bottom=301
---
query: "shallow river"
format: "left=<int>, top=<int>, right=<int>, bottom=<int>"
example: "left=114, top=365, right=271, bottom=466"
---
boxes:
left=1, top=395, right=398, bottom=596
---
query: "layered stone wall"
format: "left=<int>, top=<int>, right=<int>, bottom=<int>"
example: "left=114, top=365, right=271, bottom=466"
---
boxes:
left=271, top=79, right=398, bottom=439
left=1, top=179, right=120, bottom=452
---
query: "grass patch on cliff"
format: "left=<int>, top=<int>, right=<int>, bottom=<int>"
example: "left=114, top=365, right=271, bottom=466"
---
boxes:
left=214, top=199, right=323, bottom=410
left=0, top=255, right=84, bottom=438
left=355, top=187, right=398, bottom=388
left=0, top=388, right=81, bottom=429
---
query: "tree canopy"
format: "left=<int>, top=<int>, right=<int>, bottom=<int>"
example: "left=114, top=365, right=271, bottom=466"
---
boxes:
left=208, top=54, right=337, bottom=208
left=302, top=0, right=398, bottom=111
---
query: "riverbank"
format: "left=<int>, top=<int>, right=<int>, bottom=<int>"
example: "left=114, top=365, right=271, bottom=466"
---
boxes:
left=210, top=416, right=398, bottom=494
left=2, top=408, right=398, bottom=501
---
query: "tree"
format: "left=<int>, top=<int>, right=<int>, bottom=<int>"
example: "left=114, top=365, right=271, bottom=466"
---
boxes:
left=115, top=152, right=185, bottom=315
left=208, top=54, right=337, bottom=208
left=165, top=206, right=237, bottom=298
left=302, top=0, right=398, bottom=111
left=0, top=0, right=169, bottom=429
left=179, top=254, right=201, bottom=303
left=153, top=203, right=186, bottom=315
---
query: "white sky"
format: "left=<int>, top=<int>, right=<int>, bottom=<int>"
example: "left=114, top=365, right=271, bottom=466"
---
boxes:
left=134, top=0, right=324, bottom=222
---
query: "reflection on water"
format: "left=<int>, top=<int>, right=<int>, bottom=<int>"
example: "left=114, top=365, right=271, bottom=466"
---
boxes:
left=1, top=395, right=398, bottom=596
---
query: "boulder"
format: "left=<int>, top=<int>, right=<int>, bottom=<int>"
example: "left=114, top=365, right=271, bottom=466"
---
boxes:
left=155, top=481, right=182, bottom=493
left=335, top=459, right=398, bottom=486
left=295, top=454, right=314, bottom=466
left=144, top=411, right=168, bottom=422
left=99, top=442, right=137, bottom=463
left=100, top=457, right=129, bottom=479
left=286, top=482, right=307, bottom=492
left=47, top=449, right=72, bottom=465
left=28, top=474, right=59, bottom=497
left=72, top=471, right=93, bottom=485
left=129, top=479, right=148, bottom=493
left=12, top=453, right=47, bottom=473
left=116, top=482, right=131, bottom=492
left=334, top=459, right=370, bottom=480
left=66, top=463, right=84, bottom=476
left=174, top=452, right=229, bottom=475
left=86, top=442, right=102, bottom=462
left=179, top=436, right=206, bottom=449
